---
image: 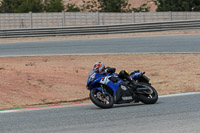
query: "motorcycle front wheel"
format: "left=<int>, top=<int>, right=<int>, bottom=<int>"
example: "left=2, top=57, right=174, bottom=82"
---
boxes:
left=90, top=89, right=114, bottom=109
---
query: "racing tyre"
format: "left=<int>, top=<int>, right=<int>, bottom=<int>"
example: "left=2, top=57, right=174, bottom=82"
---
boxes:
left=139, top=83, right=158, bottom=104
left=90, top=89, right=114, bottom=109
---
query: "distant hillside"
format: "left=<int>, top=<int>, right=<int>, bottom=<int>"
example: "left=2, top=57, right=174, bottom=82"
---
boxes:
left=63, top=0, right=157, bottom=12
left=0, top=0, right=157, bottom=12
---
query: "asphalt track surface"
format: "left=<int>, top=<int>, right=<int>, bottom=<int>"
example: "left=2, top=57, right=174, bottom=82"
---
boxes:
left=0, top=34, right=200, bottom=57
left=0, top=93, right=200, bottom=133
left=0, top=34, right=200, bottom=133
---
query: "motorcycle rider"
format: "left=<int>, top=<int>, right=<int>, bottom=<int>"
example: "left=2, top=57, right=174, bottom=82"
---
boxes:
left=93, top=61, right=116, bottom=75
left=93, top=61, right=138, bottom=90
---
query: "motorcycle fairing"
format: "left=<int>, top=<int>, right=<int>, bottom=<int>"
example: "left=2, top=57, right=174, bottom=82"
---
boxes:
left=105, top=80, right=122, bottom=96
left=87, top=71, right=122, bottom=96
left=91, top=87, right=102, bottom=92
left=115, top=81, right=134, bottom=103
left=87, top=72, right=104, bottom=89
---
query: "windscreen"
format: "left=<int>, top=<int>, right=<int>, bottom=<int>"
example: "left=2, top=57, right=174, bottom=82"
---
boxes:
left=88, top=70, right=95, bottom=78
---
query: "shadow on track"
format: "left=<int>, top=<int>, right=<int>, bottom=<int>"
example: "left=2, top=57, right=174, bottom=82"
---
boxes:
left=88, top=102, right=161, bottom=110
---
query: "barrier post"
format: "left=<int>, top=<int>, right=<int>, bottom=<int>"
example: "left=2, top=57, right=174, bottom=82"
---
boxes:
left=169, top=11, right=172, bottom=21
left=132, top=11, right=135, bottom=23
left=96, top=12, right=99, bottom=25
left=29, top=12, right=33, bottom=28
left=62, top=11, right=65, bottom=27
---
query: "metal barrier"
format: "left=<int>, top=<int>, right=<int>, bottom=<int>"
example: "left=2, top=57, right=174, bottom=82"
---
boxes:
left=0, top=19, right=200, bottom=38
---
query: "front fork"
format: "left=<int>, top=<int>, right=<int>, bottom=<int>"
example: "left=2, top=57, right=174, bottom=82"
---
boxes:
left=101, top=85, right=106, bottom=96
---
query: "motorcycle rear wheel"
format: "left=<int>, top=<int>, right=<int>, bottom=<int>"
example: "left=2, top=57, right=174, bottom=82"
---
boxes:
left=138, top=83, right=158, bottom=104
left=90, top=89, right=114, bottom=109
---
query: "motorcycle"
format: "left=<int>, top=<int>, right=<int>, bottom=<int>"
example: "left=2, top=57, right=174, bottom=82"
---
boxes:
left=86, top=70, right=158, bottom=109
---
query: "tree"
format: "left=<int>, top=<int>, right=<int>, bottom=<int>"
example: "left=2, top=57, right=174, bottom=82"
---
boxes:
left=132, top=3, right=150, bottom=12
left=81, top=0, right=99, bottom=12
left=98, top=0, right=133, bottom=12
left=15, top=0, right=43, bottom=13
left=44, top=0, right=64, bottom=12
left=80, top=0, right=131, bottom=12
left=80, top=0, right=150, bottom=12
left=66, top=3, right=81, bottom=12
left=155, top=0, right=200, bottom=11
left=0, top=0, right=13, bottom=13
left=0, top=0, right=43, bottom=13
left=0, top=0, right=64, bottom=13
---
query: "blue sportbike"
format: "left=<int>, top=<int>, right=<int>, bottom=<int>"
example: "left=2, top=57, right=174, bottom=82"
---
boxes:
left=87, top=70, right=158, bottom=108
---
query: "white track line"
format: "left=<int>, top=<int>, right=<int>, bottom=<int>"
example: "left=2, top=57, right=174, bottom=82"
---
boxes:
left=0, top=92, right=200, bottom=113
left=0, top=110, right=19, bottom=114
left=159, top=92, right=200, bottom=98
left=1, top=52, right=200, bottom=58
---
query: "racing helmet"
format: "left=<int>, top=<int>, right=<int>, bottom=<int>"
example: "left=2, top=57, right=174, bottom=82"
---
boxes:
left=93, top=62, right=105, bottom=73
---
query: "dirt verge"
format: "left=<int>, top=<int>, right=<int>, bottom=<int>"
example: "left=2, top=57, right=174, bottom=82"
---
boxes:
left=0, top=54, right=200, bottom=110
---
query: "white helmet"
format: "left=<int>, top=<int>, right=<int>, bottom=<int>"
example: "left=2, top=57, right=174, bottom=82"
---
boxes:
left=93, top=62, right=105, bottom=73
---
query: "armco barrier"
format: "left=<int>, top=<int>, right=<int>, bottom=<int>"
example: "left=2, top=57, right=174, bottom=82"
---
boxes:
left=0, top=19, right=200, bottom=38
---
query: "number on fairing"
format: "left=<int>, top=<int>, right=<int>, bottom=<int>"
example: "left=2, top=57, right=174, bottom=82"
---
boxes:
left=100, top=76, right=110, bottom=85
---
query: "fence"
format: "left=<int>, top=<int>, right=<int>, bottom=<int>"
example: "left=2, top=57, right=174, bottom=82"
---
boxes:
left=1, top=20, right=200, bottom=38
left=0, top=12, right=200, bottom=29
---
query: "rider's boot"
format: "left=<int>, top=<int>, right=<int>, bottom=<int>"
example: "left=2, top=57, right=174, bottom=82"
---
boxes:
left=129, top=79, right=138, bottom=91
